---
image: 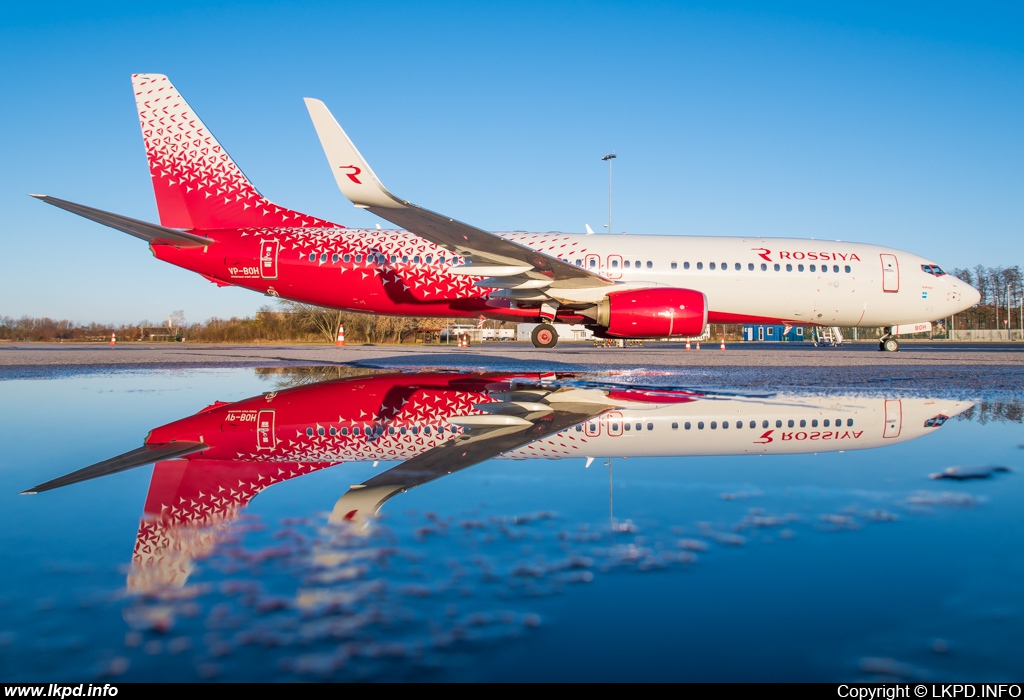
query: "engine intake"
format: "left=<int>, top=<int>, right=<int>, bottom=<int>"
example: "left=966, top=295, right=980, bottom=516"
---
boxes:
left=587, top=288, right=707, bottom=339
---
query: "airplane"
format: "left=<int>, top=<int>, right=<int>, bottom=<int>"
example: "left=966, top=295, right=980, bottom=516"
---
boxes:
left=22, top=370, right=972, bottom=592
left=31, top=74, right=981, bottom=351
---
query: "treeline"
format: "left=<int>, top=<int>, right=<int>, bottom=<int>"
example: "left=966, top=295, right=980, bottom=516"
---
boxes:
left=0, top=304, right=462, bottom=344
left=947, top=265, right=1023, bottom=329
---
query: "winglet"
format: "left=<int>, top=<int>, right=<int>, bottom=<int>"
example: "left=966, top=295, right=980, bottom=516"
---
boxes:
left=304, top=98, right=403, bottom=210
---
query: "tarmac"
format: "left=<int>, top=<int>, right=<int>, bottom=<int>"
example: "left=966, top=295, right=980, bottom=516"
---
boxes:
left=2, top=341, right=1022, bottom=397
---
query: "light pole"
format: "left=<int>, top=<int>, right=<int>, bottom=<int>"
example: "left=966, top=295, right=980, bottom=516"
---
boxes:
left=602, top=153, right=616, bottom=235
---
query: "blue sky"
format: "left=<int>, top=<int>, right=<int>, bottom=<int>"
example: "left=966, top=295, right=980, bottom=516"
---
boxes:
left=1, top=1, right=1021, bottom=324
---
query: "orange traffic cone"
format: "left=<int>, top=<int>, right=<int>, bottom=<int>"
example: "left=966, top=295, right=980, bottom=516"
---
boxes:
left=335, top=324, right=345, bottom=347
left=685, top=340, right=691, bottom=350
left=110, top=332, right=117, bottom=345
left=720, top=339, right=726, bottom=350
left=695, top=341, right=701, bottom=350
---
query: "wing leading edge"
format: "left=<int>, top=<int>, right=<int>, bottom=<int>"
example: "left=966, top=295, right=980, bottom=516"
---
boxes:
left=304, top=99, right=614, bottom=291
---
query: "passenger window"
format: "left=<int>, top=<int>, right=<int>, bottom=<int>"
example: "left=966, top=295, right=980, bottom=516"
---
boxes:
left=698, top=422, right=704, bottom=430
left=761, top=263, right=768, bottom=271
left=685, top=422, right=691, bottom=430
left=354, top=427, right=361, bottom=435
left=799, top=419, right=806, bottom=428
left=786, top=264, right=792, bottom=272
left=749, top=420, right=756, bottom=428
left=305, top=428, right=313, bottom=436
left=439, top=256, right=446, bottom=265
left=355, top=254, right=363, bottom=263
left=798, top=264, right=804, bottom=272
left=774, top=264, right=780, bottom=271
left=646, top=261, right=653, bottom=269
left=414, top=255, right=421, bottom=264
left=647, top=423, right=654, bottom=431
left=426, top=255, right=432, bottom=264
left=332, top=254, right=339, bottom=263
left=844, top=265, right=851, bottom=273
left=762, top=420, right=769, bottom=429
left=320, top=253, right=327, bottom=262
left=810, top=264, right=816, bottom=272
left=823, top=419, right=830, bottom=427
left=684, top=262, right=690, bottom=270
left=308, top=253, right=316, bottom=262
left=734, top=263, right=741, bottom=271
left=343, top=254, right=351, bottom=262
left=402, top=255, right=408, bottom=263
left=339, top=427, right=347, bottom=436
left=697, top=262, right=703, bottom=270
left=589, top=259, right=597, bottom=268
left=833, top=265, right=839, bottom=273
left=721, top=263, right=727, bottom=270
left=624, top=423, right=631, bottom=431
left=634, top=261, right=641, bottom=268
left=329, top=427, right=337, bottom=436
left=611, top=259, right=619, bottom=268
left=811, top=419, right=818, bottom=427
left=788, top=420, right=795, bottom=428
left=670, top=262, right=676, bottom=269
left=723, top=421, right=729, bottom=429
left=317, top=427, right=325, bottom=436
left=624, top=261, right=631, bottom=268
left=736, top=421, right=742, bottom=429
left=711, top=421, right=717, bottom=429
left=847, top=419, right=854, bottom=427
left=710, top=262, right=716, bottom=270
left=776, top=420, right=782, bottom=428
left=672, top=422, right=679, bottom=430
left=748, top=263, right=754, bottom=271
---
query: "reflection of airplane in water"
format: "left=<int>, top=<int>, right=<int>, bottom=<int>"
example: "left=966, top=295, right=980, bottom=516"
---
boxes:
left=24, top=372, right=970, bottom=591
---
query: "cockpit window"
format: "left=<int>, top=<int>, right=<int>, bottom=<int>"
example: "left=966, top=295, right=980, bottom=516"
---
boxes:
left=921, top=264, right=946, bottom=277
left=924, top=414, right=949, bottom=428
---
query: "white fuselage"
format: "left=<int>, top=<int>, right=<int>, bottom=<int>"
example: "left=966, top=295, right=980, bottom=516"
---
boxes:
left=502, top=233, right=981, bottom=326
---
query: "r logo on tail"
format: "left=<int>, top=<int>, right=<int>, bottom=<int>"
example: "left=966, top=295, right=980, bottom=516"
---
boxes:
left=339, top=165, right=362, bottom=184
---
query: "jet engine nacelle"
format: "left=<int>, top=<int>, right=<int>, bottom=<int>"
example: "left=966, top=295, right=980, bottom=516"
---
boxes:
left=589, top=288, right=707, bottom=339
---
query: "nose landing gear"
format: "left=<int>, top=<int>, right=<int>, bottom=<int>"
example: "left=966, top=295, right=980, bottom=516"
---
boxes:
left=878, top=328, right=899, bottom=352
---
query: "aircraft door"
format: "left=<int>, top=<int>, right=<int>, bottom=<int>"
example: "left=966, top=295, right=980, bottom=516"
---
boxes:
left=260, top=240, right=280, bottom=280
left=880, top=254, right=899, bottom=293
left=883, top=400, right=902, bottom=439
left=256, top=410, right=277, bottom=450
left=606, top=254, right=623, bottom=279
left=606, top=411, right=623, bottom=437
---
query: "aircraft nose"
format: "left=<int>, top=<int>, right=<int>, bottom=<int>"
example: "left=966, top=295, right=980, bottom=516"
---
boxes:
left=964, top=283, right=981, bottom=307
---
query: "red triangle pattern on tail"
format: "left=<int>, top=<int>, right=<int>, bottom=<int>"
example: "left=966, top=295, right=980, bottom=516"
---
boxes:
left=133, top=73, right=336, bottom=231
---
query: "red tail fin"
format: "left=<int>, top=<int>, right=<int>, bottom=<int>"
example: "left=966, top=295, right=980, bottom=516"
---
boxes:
left=132, top=74, right=334, bottom=230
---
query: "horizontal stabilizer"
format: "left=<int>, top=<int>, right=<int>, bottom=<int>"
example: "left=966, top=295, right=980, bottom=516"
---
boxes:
left=31, top=195, right=215, bottom=246
left=22, top=441, right=206, bottom=494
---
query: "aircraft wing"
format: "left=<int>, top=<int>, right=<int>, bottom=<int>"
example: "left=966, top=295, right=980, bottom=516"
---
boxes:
left=305, top=99, right=614, bottom=291
left=331, top=401, right=610, bottom=523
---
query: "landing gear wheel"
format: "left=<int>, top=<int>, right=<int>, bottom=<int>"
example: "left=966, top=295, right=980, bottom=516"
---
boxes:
left=531, top=324, right=558, bottom=349
left=882, top=338, right=899, bottom=352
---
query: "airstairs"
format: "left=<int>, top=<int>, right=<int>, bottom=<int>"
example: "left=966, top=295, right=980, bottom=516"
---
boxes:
left=812, top=326, right=844, bottom=347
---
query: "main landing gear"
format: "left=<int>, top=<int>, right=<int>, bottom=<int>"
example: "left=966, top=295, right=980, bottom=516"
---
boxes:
left=878, top=328, right=899, bottom=352
left=531, top=324, right=558, bottom=349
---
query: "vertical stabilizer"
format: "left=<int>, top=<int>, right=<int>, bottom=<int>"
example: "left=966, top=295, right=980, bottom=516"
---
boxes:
left=132, top=74, right=332, bottom=230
